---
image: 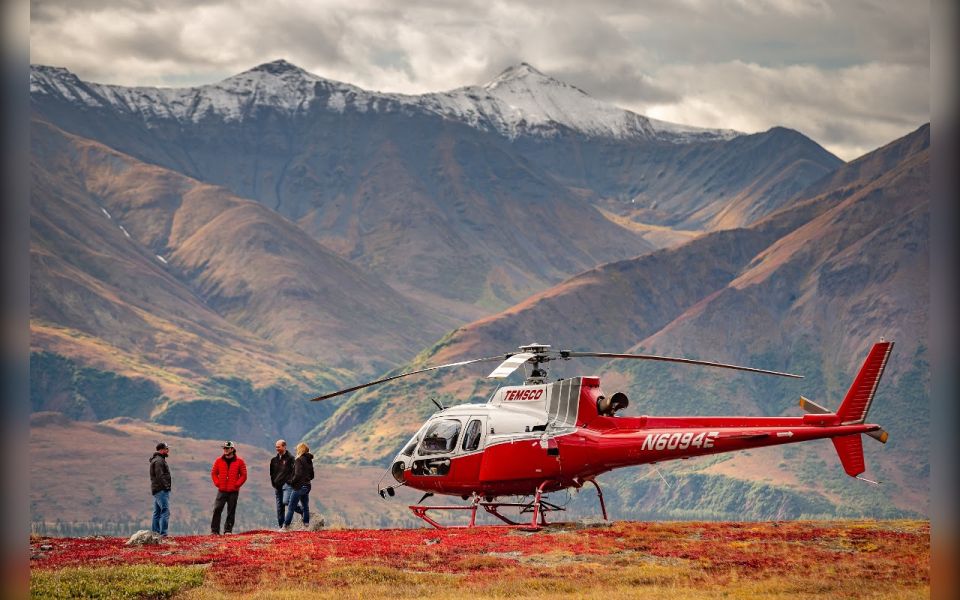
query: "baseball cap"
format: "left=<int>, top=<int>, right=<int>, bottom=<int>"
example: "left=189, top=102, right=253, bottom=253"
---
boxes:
left=222, top=441, right=236, bottom=449
left=156, top=442, right=169, bottom=450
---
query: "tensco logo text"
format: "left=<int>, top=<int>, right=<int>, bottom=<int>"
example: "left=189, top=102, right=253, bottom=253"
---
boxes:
left=641, top=431, right=719, bottom=451
left=503, top=389, right=544, bottom=401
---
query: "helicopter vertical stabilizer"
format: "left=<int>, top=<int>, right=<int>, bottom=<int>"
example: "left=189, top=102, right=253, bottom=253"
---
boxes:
left=828, top=340, right=893, bottom=478
left=836, top=340, right=893, bottom=424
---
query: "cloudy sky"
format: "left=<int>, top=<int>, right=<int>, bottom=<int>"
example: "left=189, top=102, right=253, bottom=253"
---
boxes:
left=30, top=0, right=929, bottom=159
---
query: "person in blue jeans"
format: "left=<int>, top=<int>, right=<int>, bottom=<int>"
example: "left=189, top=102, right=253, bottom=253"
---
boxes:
left=149, top=442, right=172, bottom=536
left=282, top=443, right=314, bottom=530
left=270, top=439, right=295, bottom=530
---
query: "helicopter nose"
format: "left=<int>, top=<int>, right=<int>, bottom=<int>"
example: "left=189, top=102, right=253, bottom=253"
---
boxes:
left=391, top=460, right=406, bottom=484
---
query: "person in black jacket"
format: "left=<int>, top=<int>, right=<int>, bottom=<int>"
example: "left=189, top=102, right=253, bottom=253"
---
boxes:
left=269, top=439, right=295, bottom=530
left=281, top=443, right=314, bottom=530
left=149, top=442, right=172, bottom=537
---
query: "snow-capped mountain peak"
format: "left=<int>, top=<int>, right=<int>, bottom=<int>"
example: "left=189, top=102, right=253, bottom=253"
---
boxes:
left=484, top=62, right=549, bottom=89
left=30, top=61, right=739, bottom=142
left=245, top=59, right=309, bottom=76
left=419, top=62, right=738, bottom=141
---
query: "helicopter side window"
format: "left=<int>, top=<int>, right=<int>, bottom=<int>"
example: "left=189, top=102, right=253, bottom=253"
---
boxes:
left=461, top=419, right=482, bottom=451
left=418, top=419, right=461, bottom=455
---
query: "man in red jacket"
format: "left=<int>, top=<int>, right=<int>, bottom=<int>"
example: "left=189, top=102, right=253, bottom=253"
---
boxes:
left=210, top=441, right=247, bottom=535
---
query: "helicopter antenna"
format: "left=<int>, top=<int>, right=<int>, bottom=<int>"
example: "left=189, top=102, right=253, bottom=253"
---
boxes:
left=652, top=466, right=672, bottom=489
left=430, top=397, right=445, bottom=411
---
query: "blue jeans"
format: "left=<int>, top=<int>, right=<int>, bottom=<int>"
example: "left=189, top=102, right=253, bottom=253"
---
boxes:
left=152, top=490, right=169, bottom=536
left=274, top=484, right=293, bottom=527
left=283, top=485, right=310, bottom=527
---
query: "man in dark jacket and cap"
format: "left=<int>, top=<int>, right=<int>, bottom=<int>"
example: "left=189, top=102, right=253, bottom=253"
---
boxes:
left=149, top=442, right=172, bottom=537
left=269, top=439, right=295, bottom=530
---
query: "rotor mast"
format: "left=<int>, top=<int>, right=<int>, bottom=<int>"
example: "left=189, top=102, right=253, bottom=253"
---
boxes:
left=519, top=343, right=554, bottom=384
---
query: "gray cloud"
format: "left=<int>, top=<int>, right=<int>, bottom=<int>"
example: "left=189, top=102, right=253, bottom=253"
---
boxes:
left=29, top=0, right=929, bottom=159
left=636, top=60, right=929, bottom=158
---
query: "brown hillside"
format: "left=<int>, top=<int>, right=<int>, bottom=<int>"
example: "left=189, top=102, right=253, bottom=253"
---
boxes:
left=31, top=117, right=451, bottom=373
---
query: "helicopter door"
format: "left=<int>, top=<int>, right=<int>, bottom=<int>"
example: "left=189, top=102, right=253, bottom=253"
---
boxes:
left=459, top=417, right=486, bottom=454
left=450, top=416, right=487, bottom=485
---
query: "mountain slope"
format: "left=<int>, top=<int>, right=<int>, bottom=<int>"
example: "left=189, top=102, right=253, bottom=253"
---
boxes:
left=31, top=155, right=339, bottom=443
left=29, top=61, right=842, bottom=317
left=512, top=125, right=843, bottom=231
left=30, top=117, right=488, bottom=444
left=613, top=125, right=930, bottom=517
left=32, top=118, right=447, bottom=371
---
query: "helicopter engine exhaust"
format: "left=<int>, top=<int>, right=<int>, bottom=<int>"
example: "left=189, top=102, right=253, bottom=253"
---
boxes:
left=597, top=392, right=630, bottom=416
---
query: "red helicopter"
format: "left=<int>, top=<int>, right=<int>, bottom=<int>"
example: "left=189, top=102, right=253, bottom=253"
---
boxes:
left=310, top=340, right=892, bottom=529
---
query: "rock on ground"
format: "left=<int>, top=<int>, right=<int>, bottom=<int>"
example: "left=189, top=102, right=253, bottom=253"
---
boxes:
left=126, top=530, right=162, bottom=545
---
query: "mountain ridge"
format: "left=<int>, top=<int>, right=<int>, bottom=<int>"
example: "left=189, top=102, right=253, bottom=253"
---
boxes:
left=30, top=61, right=842, bottom=318
left=31, top=60, right=738, bottom=142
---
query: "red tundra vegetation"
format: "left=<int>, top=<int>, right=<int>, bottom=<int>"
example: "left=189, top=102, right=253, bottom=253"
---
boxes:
left=30, top=520, right=928, bottom=599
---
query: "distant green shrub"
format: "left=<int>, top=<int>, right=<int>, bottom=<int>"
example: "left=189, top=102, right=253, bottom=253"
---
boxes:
left=30, top=352, right=162, bottom=420
left=31, top=564, right=205, bottom=599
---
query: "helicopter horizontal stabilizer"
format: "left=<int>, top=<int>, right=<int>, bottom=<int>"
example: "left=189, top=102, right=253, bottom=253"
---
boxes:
left=488, top=353, right=534, bottom=378
left=798, top=396, right=831, bottom=414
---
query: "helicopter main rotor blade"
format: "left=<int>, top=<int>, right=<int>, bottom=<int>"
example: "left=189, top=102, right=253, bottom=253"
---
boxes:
left=488, top=352, right=535, bottom=378
left=308, top=355, right=508, bottom=402
left=563, top=351, right=803, bottom=379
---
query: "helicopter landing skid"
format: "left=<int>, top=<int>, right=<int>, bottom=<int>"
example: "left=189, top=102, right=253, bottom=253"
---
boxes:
left=409, top=481, right=565, bottom=530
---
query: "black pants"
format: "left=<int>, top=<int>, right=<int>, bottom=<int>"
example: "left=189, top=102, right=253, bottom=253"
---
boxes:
left=211, top=491, right=239, bottom=533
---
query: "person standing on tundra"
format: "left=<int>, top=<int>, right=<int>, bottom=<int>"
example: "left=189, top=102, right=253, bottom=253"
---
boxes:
left=210, top=441, right=247, bottom=535
left=270, top=439, right=295, bottom=530
left=149, top=442, right=172, bottom=537
left=282, top=442, right=314, bottom=530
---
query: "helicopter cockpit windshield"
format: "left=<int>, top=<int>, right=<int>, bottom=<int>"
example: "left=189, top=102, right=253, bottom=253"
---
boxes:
left=418, top=419, right=461, bottom=455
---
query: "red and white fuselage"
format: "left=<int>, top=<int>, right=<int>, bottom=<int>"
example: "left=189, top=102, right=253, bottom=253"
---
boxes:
left=392, top=341, right=892, bottom=499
